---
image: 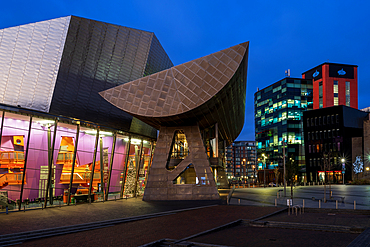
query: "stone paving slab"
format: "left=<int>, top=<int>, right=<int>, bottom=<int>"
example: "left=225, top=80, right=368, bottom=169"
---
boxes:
left=189, top=224, right=359, bottom=247
left=12, top=205, right=281, bottom=247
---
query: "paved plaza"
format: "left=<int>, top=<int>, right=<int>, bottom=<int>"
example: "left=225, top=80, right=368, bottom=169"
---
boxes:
left=0, top=186, right=369, bottom=246
left=230, top=184, right=370, bottom=209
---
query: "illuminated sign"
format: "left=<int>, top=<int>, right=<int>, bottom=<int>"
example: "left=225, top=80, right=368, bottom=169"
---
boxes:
left=338, top=68, right=346, bottom=75
left=313, top=70, right=320, bottom=77
left=329, top=64, right=354, bottom=79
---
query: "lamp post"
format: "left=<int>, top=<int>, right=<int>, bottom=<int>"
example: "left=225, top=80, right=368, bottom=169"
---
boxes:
left=283, top=139, right=287, bottom=197
left=341, top=158, right=345, bottom=185
left=243, top=158, right=246, bottom=184
left=262, top=153, right=266, bottom=187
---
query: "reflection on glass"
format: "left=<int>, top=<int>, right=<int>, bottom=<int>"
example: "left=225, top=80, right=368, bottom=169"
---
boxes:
left=123, top=141, right=142, bottom=197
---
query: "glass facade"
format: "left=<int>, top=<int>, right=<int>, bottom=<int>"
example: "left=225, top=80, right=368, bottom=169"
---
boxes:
left=254, top=78, right=313, bottom=182
left=0, top=108, right=154, bottom=212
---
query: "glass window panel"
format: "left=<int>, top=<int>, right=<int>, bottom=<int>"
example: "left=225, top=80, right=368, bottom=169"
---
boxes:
left=1, top=112, right=31, bottom=208
left=109, top=134, right=128, bottom=196
left=54, top=122, right=78, bottom=205
left=124, top=139, right=142, bottom=197
left=24, top=117, right=56, bottom=207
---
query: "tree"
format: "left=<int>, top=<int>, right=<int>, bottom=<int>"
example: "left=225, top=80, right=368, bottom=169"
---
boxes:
left=320, top=152, right=333, bottom=202
left=285, top=155, right=299, bottom=202
left=353, top=156, right=364, bottom=180
left=274, top=167, right=280, bottom=186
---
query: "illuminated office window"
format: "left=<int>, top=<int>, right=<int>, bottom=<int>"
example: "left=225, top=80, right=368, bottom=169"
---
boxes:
left=333, top=81, right=338, bottom=93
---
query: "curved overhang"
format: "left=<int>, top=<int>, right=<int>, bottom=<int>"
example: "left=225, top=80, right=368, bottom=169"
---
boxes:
left=100, top=42, right=249, bottom=144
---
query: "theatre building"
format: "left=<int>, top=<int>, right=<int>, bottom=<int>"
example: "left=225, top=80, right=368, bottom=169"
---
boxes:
left=0, top=16, right=248, bottom=209
left=0, top=16, right=173, bottom=210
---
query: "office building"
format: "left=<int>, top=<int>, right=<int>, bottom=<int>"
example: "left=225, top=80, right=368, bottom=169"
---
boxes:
left=303, top=105, right=367, bottom=183
left=254, top=78, right=313, bottom=183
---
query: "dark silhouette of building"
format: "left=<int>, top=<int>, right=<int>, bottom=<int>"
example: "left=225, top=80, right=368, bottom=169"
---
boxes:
left=303, top=105, right=368, bottom=183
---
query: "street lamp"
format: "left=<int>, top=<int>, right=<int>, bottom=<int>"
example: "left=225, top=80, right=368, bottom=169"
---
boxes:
left=282, top=138, right=287, bottom=197
left=252, top=165, right=256, bottom=183
left=262, top=153, right=266, bottom=187
left=341, top=158, right=345, bottom=185
left=243, top=158, right=246, bottom=184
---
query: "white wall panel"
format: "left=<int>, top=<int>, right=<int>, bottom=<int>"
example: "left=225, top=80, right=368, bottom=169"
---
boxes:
left=0, top=16, right=70, bottom=112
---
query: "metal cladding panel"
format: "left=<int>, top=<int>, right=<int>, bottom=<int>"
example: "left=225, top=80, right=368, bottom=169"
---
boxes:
left=144, top=34, right=173, bottom=77
left=0, top=16, right=70, bottom=112
left=49, top=16, right=171, bottom=137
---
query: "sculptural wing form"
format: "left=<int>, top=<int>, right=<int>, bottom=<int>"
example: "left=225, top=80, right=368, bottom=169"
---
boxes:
left=100, top=42, right=248, bottom=144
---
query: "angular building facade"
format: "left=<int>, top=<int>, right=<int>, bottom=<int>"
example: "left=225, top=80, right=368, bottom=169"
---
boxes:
left=0, top=16, right=174, bottom=211
left=0, top=16, right=173, bottom=138
left=101, top=42, right=249, bottom=200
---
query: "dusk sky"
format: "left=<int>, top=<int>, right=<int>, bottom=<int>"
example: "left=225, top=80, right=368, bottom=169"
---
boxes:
left=1, top=0, right=369, bottom=141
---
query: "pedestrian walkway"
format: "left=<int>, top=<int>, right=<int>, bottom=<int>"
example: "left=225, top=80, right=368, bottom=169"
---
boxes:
left=230, top=184, right=370, bottom=210
left=0, top=197, right=220, bottom=235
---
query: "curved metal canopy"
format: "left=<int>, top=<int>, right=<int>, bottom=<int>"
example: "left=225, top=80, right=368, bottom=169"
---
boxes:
left=100, top=42, right=249, bottom=144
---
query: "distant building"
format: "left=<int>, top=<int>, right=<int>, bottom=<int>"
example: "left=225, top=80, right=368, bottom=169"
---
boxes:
left=254, top=78, right=313, bottom=183
left=226, top=141, right=256, bottom=184
left=302, top=62, right=358, bottom=110
left=303, top=105, right=368, bottom=183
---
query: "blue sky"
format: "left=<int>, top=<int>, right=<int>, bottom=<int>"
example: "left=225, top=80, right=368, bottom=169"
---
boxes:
left=1, top=0, right=370, bottom=141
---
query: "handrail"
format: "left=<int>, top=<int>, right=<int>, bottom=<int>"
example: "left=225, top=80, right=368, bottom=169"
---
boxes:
left=0, top=151, right=25, bottom=168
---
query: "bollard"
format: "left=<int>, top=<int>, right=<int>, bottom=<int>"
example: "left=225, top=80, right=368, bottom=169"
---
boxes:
left=275, top=198, right=277, bottom=207
left=354, top=201, right=356, bottom=210
left=336, top=200, right=338, bottom=209
left=6, top=206, right=8, bottom=214
left=303, top=199, right=305, bottom=214
left=319, top=200, right=321, bottom=208
left=238, top=199, right=240, bottom=205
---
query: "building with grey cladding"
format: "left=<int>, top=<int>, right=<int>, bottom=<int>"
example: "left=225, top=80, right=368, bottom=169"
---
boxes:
left=0, top=16, right=173, bottom=138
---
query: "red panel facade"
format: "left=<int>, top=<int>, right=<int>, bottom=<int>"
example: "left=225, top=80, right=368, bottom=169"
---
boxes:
left=302, top=63, right=358, bottom=110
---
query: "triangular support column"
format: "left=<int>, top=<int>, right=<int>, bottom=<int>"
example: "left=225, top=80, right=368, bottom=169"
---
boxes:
left=143, top=125, right=219, bottom=200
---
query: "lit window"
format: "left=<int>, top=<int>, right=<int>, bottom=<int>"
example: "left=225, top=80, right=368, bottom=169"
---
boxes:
left=333, top=80, right=338, bottom=93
